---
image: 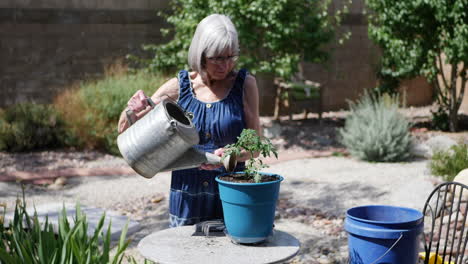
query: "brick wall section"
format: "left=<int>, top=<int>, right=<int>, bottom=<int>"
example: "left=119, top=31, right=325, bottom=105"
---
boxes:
left=302, top=24, right=382, bottom=111
left=299, top=0, right=434, bottom=112
left=1, top=0, right=434, bottom=113
left=0, top=0, right=169, bottom=106
left=0, top=0, right=168, bottom=10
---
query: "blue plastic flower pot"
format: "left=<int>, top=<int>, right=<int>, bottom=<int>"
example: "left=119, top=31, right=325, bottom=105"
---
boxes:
left=345, top=205, right=424, bottom=264
left=216, top=172, right=283, bottom=244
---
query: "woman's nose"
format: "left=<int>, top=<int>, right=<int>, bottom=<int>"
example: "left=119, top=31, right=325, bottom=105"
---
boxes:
left=217, top=60, right=229, bottom=70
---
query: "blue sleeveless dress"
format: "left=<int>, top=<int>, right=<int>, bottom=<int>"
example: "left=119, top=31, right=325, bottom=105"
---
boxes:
left=169, top=69, right=248, bottom=227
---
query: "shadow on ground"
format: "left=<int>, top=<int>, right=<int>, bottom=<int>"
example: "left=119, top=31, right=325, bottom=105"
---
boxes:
left=269, top=117, right=345, bottom=151
left=276, top=181, right=387, bottom=263
left=278, top=181, right=387, bottom=218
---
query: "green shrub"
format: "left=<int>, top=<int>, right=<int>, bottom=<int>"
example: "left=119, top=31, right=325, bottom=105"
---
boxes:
left=339, top=92, right=413, bottom=162
left=366, top=0, right=468, bottom=132
left=429, top=144, right=468, bottom=181
left=55, top=71, right=168, bottom=155
left=0, top=103, right=73, bottom=152
left=0, top=191, right=132, bottom=263
left=136, top=0, right=340, bottom=80
left=431, top=106, right=450, bottom=131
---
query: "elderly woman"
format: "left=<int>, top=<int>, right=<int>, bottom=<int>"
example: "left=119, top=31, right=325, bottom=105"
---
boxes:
left=117, top=14, right=260, bottom=227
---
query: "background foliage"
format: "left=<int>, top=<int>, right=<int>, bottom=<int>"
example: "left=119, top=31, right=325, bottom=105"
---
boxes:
left=366, top=0, right=468, bottom=131
left=54, top=71, right=167, bottom=155
left=134, top=0, right=342, bottom=80
left=0, top=104, right=71, bottom=152
left=339, top=92, right=413, bottom=162
left=0, top=69, right=167, bottom=154
left=430, top=143, right=468, bottom=181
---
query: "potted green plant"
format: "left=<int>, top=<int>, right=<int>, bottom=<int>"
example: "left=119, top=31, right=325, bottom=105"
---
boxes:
left=216, top=129, right=282, bottom=244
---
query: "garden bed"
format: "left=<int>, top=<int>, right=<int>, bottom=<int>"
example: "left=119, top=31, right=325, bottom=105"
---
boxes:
left=1, top=106, right=468, bottom=176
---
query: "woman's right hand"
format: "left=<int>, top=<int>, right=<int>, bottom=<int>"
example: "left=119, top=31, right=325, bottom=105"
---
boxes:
left=199, top=148, right=225, bottom=171
left=127, top=90, right=149, bottom=113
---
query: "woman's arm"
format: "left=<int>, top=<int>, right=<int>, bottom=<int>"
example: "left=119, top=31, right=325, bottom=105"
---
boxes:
left=242, top=74, right=261, bottom=136
left=236, top=74, right=261, bottom=161
left=117, top=77, right=179, bottom=134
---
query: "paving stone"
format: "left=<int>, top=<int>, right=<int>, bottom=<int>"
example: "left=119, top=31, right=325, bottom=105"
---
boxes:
left=4, top=203, right=140, bottom=241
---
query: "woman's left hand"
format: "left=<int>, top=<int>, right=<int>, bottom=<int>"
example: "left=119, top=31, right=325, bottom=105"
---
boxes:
left=199, top=148, right=225, bottom=170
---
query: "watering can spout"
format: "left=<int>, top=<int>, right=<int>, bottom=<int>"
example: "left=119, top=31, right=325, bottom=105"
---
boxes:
left=161, top=148, right=237, bottom=172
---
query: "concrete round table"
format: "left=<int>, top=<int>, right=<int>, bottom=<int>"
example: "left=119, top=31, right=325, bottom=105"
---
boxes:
left=138, top=226, right=300, bottom=264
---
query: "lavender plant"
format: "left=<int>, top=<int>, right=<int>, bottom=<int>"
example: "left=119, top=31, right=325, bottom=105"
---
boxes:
left=222, top=129, right=278, bottom=183
left=339, top=92, right=413, bottom=162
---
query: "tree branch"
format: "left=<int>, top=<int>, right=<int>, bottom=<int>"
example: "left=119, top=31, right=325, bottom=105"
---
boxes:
left=450, top=61, right=458, bottom=109
left=437, top=53, right=450, bottom=90
left=434, top=77, right=449, bottom=107
left=455, top=63, right=467, bottom=110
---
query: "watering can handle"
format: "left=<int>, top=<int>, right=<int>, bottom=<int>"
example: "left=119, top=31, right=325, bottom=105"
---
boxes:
left=146, top=97, right=156, bottom=107
left=126, top=97, right=157, bottom=126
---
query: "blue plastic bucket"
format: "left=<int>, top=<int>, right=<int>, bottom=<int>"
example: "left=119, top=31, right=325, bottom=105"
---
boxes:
left=345, top=205, right=424, bottom=264
left=216, top=172, right=283, bottom=244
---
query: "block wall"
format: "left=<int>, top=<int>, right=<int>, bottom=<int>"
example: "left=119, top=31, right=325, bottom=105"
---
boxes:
left=1, top=0, right=434, bottom=113
left=0, top=0, right=169, bottom=106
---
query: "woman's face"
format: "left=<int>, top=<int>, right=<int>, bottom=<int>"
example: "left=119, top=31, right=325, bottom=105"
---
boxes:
left=204, top=49, right=238, bottom=81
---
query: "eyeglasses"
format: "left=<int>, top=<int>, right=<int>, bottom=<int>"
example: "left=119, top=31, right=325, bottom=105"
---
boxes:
left=206, top=55, right=239, bottom=65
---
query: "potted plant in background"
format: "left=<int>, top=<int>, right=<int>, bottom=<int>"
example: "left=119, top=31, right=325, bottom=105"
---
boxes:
left=216, top=129, right=282, bottom=244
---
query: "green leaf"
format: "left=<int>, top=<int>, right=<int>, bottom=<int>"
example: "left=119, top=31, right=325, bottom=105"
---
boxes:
left=1, top=181, right=139, bottom=264
left=222, top=129, right=278, bottom=182
left=0, top=247, right=18, bottom=264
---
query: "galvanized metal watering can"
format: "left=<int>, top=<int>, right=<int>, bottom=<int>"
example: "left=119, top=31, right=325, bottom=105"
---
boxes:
left=117, top=98, right=236, bottom=178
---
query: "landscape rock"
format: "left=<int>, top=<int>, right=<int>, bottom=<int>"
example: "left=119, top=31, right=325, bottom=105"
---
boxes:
left=263, top=121, right=282, bottom=139
left=410, top=140, right=431, bottom=158
left=454, top=169, right=468, bottom=187
left=425, top=135, right=458, bottom=156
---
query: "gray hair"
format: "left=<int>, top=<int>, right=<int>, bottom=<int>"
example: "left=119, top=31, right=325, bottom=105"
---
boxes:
left=188, top=14, right=239, bottom=73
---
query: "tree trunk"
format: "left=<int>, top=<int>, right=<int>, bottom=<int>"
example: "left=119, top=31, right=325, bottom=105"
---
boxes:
left=449, top=108, right=458, bottom=132
left=447, top=62, right=460, bottom=132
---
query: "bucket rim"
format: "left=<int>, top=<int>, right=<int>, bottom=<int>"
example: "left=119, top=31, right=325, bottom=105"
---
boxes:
left=346, top=205, right=423, bottom=225
left=216, top=172, right=283, bottom=186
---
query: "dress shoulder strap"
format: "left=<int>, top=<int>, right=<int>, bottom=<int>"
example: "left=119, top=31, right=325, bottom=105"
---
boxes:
left=231, top=69, right=248, bottom=100
left=177, top=70, right=192, bottom=101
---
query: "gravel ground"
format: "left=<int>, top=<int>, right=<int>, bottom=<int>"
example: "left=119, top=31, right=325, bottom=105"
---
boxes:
left=0, top=156, right=437, bottom=263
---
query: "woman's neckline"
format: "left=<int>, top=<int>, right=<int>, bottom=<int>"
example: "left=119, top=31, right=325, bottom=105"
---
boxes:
left=188, top=71, right=238, bottom=104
